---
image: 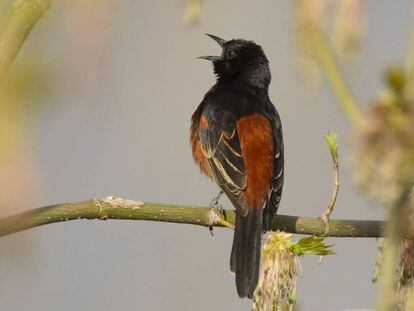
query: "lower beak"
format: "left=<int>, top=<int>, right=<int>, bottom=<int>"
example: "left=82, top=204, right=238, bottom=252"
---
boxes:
left=198, top=55, right=221, bottom=62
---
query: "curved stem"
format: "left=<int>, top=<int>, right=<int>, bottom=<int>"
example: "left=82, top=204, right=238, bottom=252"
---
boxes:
left=312, top=25, right=362, bottom=124
left=0, top=196, right=386, bottom=238
left=321, top=132, right=340, bottom=235
left=0, top=0, right=51, bottom=80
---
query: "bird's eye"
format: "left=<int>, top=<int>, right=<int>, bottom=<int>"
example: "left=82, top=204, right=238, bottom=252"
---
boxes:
left=226, top=50, right=235, bottom=59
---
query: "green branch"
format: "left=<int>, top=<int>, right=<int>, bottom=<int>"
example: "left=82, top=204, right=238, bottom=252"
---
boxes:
left=377, top=185, right=413, bottom=310
left=0, top=196, right=386, bottom=238
left=312, top=25, right=362, bottom=124
left=0, top=0, right=51, bottom=80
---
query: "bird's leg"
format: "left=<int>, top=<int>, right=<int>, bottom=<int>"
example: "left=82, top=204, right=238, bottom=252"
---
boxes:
left=210, top=190, right=223, bottom=210
left=208, top=190, right=225, bottom=235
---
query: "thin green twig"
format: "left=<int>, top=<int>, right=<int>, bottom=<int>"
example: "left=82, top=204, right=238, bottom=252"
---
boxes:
left=320, top=132, right=339, bottom=235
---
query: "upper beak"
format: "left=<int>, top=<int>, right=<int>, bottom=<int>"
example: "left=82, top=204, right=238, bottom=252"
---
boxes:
left=205, top=33, right=226, bottom=47
left=198, top=34, right=226, bottom=62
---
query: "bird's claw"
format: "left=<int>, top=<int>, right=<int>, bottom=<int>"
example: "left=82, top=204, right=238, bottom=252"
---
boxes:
left=210, top=203, right=225, bottom=216
left=209, top=190, right=226, bottom=218
left=208, top=191, right=227, bottom=235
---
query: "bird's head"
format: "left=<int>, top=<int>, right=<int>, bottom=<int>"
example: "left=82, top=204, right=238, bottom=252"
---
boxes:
left=199, top=34, right=271, bottom=88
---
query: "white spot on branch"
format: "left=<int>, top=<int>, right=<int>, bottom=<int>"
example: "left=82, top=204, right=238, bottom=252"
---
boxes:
left=102, top=196, right=144, bottom=209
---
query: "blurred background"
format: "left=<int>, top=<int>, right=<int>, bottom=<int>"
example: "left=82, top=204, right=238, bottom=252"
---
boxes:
left=0, top=0, right=413, bottom=310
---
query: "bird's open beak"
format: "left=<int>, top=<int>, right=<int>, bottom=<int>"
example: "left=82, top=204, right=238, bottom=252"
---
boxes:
left=205, top=34, right=226, bottom=47
left=198, top=34, right=226, bottom=62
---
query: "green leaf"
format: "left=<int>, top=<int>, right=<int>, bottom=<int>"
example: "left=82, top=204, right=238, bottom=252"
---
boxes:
left=324, top=131, right=339, bottom=162
left=291, top=236, right=336, bottom=256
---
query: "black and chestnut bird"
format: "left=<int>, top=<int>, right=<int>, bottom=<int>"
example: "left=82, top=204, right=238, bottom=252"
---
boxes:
left=190, top=35, right=284, bottom=298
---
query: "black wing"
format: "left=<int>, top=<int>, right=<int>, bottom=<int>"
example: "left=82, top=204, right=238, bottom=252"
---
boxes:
left=264, top=110, right=284, bottom=231
left=198, top=111, right=249, bottom=216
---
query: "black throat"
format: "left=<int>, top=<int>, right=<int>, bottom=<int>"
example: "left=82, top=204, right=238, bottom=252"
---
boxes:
left=214, top=61, right=271, bottom=91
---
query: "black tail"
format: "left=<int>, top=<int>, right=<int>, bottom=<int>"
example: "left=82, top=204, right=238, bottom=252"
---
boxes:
left=230, top=208, right=262, bottom=299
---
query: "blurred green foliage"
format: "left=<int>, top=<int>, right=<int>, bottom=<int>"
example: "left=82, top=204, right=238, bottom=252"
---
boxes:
left=353, top=65, right=414, bottom=205
left=0, top=0, right=55, bottom=215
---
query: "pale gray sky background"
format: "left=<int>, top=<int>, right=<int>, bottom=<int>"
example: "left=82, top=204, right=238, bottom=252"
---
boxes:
left=0, top=1, right=412, bottom=310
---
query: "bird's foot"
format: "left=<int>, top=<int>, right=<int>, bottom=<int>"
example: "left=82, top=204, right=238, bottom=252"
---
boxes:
left=209, top=190, right=226, bottom=217
left=208, top=191, right=229, bottom=234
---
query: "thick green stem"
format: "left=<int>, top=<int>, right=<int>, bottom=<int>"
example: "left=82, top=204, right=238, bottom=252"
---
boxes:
left=312, top=25, right=362, bottom=124
left=0, top=196, right=386, bottom=238
left=378, top=186, right=412, bottom=311
left=0, top=0, right=51, bottom=80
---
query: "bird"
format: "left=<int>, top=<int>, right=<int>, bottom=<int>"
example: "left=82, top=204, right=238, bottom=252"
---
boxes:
left=189, top=34, right=284, bottom=299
